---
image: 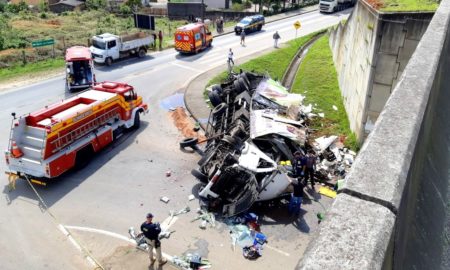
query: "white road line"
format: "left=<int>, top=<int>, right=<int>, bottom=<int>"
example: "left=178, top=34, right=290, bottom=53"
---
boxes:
left=170, top=62, right=204, bottom=73
left=265, top=244, right=291, bottom=257
left=199, top=54, right=227, bottom=65
left=160, top=216, right=179, bottom=230
left=64, top=225, right=174, bottom=261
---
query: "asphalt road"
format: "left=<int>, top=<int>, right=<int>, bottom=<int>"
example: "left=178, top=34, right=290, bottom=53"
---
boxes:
left=0, top=10, right=350, bottom=270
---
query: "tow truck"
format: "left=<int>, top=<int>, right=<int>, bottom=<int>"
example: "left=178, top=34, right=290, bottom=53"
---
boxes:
left=5, top=82, right=148, bottom=185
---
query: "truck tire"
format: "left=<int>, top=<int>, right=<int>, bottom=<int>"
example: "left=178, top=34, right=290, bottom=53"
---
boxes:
left=212, top=102, right=228, bottom=116
left=105, top=57, right=113, bottom=66
left=133, top=112, right=140, bottom=129
left=211, top=84, right=223, bottom=94
left=208, top=90, right=222, bottom=107
left=180, top=137, right=198, bottom=148
left=138, top=48, right=146, bottom=58
left=191, top=168, right=208, bottom=183
left=74, top=144, right=94, bottom=170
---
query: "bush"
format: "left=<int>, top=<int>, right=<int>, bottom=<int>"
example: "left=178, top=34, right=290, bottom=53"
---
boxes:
left=232, top=3, right=244, bottom=11
left=5, top=2, right=29, bottom=13
left=85, top=0, right=107, bottom=10
left=272, top=3, right=280, bottom=13
left=119, top=4, right=131, bottom=15
left=243, top=0, right=252, bottom=9
left=38, top=0, right=49, bottom=12
left=40, top=12, right=47, bottom=19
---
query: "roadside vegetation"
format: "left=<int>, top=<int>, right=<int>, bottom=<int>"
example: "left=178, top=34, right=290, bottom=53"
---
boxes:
left=0, top=1, right=211, bottom=82
left=291, top=34, right=358, bottom=150
left=374, top=0, right=439, bottom=12
left=206, top=31, right=358, bottom=151
left=207, top=31, right=321, bottom=88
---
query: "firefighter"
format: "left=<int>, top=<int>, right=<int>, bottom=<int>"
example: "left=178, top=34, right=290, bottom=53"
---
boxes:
left=141, top=213, right=167, bottom=267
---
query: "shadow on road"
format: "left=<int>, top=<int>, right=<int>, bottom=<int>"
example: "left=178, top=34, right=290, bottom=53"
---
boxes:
left=94, top=55, right=156, bottom=72
left=2, top=122, right=149, bottom=208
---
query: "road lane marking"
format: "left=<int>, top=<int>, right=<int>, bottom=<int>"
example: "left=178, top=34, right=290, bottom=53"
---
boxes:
left=198, top=54, right=227, bottom=65
left=64, top=225, right=174, bottom=261
left=170, top=62, right=204, bottom=73
left=265, top=244, right=291, bottom=257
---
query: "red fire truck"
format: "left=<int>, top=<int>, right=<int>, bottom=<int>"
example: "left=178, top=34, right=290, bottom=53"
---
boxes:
left=5, top=82, right=148, bottom=185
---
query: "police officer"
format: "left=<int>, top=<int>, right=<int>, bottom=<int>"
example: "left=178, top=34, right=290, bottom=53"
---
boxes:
left=293, top=151, right=306, bottom=178
left=141, top=213, right=167, bottom=267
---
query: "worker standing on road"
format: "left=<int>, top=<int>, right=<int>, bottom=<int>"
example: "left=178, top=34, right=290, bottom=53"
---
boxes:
left=304, top=151, right=317, bottom=190
left=141, top=213, right=167, bottom=267
left=240, top=31, right=246, bottom=46
left=273, top=31, right=281, bottom=48
left=158, top=30, right=163, bottom=50
left=228, top=48, right=234, bottom=66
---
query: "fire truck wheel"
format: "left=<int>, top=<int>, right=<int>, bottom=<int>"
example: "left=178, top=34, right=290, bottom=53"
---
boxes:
left=75, top=145, right=94, bottom=170
left=207, top=41, right=212, bottom=48
left=191, top=168, right=208, bottom=183
left=105, top=57, right=113, bottom=66
left=133, top=113, right=141, bottom=129
left=180, top=137, right=198, bottom=148
left=208, top=90, right=222, bottom=107
left=138, top=48, right=146, bottom=58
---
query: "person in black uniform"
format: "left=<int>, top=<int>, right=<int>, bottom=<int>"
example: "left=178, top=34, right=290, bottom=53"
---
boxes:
left=141, top=213, right=167, bottom=267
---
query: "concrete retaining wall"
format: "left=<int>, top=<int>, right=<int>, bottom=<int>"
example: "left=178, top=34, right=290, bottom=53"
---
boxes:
left=298, top=0, right=450, bottom=269
left=329, top=1, right=433, bottom=141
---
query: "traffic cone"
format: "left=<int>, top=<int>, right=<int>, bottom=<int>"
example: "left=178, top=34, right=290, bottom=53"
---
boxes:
left=11, top=141, right=23, bottom=158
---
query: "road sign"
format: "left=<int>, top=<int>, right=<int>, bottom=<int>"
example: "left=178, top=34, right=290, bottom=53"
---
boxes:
left=32, top=39, right=55, bottom=48
left=294, top=21, right=301, bottom=30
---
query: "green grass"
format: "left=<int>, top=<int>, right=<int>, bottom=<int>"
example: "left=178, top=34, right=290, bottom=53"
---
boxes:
left=291, top=34, right=358, bottom=151
left=206, top=31, right=323, bottom=91
left=380, top=0, right=439, bottom=12
left=0, top=58, right=64, bottom=82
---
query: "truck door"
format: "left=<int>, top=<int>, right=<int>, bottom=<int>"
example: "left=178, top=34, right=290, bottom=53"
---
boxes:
left=107, top=39, right=120, bottom=60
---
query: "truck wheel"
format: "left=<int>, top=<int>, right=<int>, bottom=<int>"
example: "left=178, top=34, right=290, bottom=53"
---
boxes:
left=74, top=145, right=94, bottom=170
left=191, top=168, right=208, bottom=183
left=212, top=102, right=228, bottom=116
left=180, top=137, right=198, bottom=148
left=138, top=48, right=146, bottom=58
left=208, top=90, right=222, bottom=107
left=133, top=112, right=141, bottom=129
left=211, top=84, right=223, bottom=94
left=105, top=57, right=113, bottom=66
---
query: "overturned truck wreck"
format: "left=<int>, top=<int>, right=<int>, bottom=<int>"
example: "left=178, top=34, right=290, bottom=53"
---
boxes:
left=185, top=71, right=351, bottom=217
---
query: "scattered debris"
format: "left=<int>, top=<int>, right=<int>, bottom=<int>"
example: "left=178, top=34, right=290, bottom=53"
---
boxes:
left=160, top=196, right=170, bottom=203
left=318, top=112, right=325, bottom=118
left=170, top=206, right=191, bottom=217
left=166, top=170, right=172, bottom=177
left=188, top=194, right=196, bottom=201
left=172, top=253, right=212, bottom=270
left=332, top=105, right=338, bottom=111
left=191, top=209, right=215, bottom=229
left=318, top=186, right=337, bottom=198
left=159, top=230, right=176, bottom=239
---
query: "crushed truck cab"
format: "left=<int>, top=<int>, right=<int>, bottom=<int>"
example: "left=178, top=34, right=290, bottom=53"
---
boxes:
left=5, top=82, right=148, bottom=182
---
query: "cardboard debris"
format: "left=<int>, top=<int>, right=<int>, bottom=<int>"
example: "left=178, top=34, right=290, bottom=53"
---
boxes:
left=332, top=105, right=338, bottom=111
left=314, top=136, right=338, bottom=153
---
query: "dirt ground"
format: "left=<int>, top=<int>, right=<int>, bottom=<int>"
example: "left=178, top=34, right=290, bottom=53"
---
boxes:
left=101, top=246, right=178, bottom=270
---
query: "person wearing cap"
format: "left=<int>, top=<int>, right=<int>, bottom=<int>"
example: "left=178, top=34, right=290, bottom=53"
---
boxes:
left=141, top=213, right=167, bottom=267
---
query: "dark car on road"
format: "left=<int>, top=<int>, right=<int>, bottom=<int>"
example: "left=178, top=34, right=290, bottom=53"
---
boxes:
left=234, top=15, right=265, bottom=35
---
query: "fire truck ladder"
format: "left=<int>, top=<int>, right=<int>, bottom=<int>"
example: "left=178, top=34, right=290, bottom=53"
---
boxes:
left=51, top=108, right=119, bottom=153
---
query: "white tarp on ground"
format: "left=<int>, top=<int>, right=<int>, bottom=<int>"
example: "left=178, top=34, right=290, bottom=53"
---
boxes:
left=250, top=110, right=307, bottom=145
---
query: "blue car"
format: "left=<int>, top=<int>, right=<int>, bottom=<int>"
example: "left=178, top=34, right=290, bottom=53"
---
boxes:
left=234, top=15, right=265, bottom=35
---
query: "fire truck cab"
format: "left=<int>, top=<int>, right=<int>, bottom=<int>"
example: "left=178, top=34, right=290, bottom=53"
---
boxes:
left=5, top=82, right=148, bottom=184
left=175, top=23, right=213, bottom=54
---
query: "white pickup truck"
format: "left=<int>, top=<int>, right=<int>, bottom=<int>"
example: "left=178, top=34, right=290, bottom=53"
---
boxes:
left=90, top=32, right=154, bottom=66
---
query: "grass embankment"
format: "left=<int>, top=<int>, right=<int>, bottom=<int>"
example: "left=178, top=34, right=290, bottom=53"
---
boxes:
left=0, top=58, right=64, bottom=82
left=206, top=32, right=322, bottom=90
left=291, top=34, right=358, bottom=150
left=378, top=0, right=439, bottom=12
